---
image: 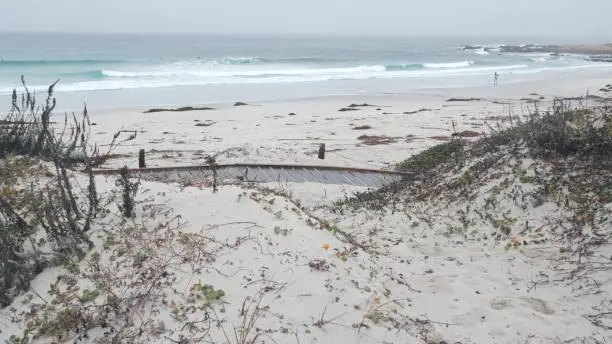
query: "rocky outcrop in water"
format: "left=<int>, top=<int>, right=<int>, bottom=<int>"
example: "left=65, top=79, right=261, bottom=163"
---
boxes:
left=462, top=44, right=612, bottom=57
left=586, top=55, right=612, bottom=63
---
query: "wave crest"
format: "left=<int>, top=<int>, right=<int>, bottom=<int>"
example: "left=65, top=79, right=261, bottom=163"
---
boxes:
left=384, top=63, right=422, bottom=71
left=423, top=60, right=474, bottom=69
left=102, top=65, right=387, bottom=79
left=15, top=61, right=603, bottom=94
left=385, top=61, right=475, bottom=71
left=217, top=56, right=266, bottom=65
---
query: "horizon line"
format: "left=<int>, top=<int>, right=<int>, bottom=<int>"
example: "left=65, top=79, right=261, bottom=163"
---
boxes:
left=0, top=30, right=607, bottom=40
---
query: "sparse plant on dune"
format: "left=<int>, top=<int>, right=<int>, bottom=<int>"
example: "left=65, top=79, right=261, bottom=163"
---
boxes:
left=333, top=96, right=612, bottom=334
left=0, top=77, right=133, bottom=307
left=206, top=287, right=284, bottom=344
left=205, top=155, right=219, bottom=193
left=115, top=165, right=140, bottom=218
left=337, top=99, right=611, bottom=221
left=313, top=304, right=346, bottom=329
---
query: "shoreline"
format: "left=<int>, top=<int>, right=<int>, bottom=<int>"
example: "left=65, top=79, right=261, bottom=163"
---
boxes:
left=85, top=70, right=612, bottom=173
left=84, top=67, right=612, bottom=116
left=2, top=64, right=612, bottom=114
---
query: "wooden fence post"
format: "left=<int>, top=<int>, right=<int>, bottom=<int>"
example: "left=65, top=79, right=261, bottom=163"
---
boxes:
left=318, top=143, right=325, bottom=160
left=139, top=149, right=146, bottom=168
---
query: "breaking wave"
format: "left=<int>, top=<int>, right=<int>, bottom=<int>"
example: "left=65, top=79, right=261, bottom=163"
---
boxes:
left=0, top=62, right=536, bottom=94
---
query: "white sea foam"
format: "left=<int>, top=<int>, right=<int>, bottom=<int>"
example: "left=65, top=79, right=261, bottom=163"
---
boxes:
left=218, top=56, right=265, bottom=65
left=3, top=61, right=610, bottom=95
left=101, top=64, right=387, bottom=79
left=423, top=60, right=474, bottom=68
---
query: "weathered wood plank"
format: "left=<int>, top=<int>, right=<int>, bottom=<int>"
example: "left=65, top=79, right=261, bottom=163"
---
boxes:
left=96, top=163, right=407, bottom=188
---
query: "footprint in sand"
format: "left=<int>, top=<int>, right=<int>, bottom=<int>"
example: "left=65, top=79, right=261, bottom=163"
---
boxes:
left=520, top=297, right=555, bottom=315
left=490, top=296, right=554, bottom=315
left=524, top=335, right=600, bottom=344
left=489, top=296, right=512, bottom=310
left=524, top=336, right=559, bottom=344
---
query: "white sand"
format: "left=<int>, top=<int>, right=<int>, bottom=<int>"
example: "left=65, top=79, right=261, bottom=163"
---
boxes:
left=90, top=70, right=612, bottom=170
left=1, top=71, right=611, bottom=344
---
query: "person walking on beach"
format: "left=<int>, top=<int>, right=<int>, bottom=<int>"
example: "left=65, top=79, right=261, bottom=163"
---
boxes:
left=493, top=72, right=499, bottom=86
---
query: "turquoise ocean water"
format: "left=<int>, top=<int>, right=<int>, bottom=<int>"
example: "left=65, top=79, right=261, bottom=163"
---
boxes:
left=1, top=33, right=610, bottom=110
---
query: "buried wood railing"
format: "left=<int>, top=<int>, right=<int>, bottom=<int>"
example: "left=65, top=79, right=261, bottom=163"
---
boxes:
left=93, top=163, right=410, bottom=188
left=92, top=147, right=411, bottom=188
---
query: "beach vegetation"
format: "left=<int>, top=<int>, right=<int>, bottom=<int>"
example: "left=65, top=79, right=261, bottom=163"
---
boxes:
left=396, top=139, right=464, bottom=174
left=334, top=97, right=611, bottom=311
left=0, top=77, right=129, bottom=308
left=189, top=282, right=226, bottom=306
left=115, top=165, right=139, bottom=218
left=7, top=331, right=30, bottom=344
left=339, top=98, right=611, bottom=211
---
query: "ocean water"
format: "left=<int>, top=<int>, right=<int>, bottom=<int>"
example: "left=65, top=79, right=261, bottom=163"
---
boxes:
left=1, top=33, right=610, bottom=110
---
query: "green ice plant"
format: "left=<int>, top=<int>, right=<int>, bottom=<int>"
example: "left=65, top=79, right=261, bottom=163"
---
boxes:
left=189, top=282, right=225, bottom=305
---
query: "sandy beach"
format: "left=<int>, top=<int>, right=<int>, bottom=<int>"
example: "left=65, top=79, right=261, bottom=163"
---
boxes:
left=1, top=67, right=611, bottom=344
left=91, top=69, right=612, bottom=170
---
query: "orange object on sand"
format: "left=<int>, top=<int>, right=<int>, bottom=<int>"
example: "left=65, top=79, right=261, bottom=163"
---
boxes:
left=322, top=243, right=330, bottom=251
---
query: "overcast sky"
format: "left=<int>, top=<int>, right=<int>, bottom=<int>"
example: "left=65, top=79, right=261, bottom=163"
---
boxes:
left=0, top=0, right=609, bottom=38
